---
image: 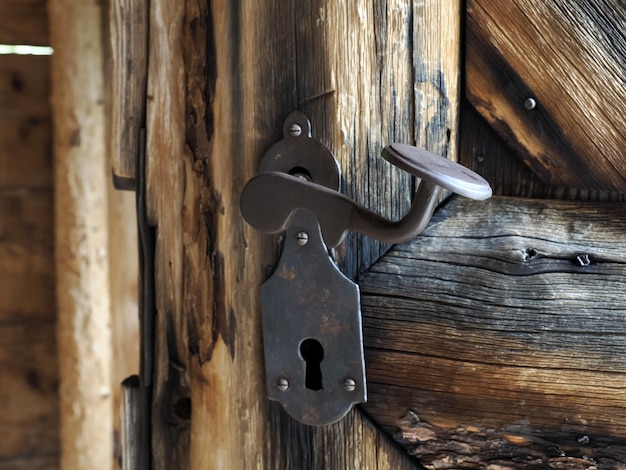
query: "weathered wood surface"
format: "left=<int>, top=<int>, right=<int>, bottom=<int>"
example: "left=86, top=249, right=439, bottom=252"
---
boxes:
left=121, top=376, right=142, bottom=470
left=107, top=0, right=148, bottom=187
left=466, top=0, right=626, bottom=193
left=49, top=0, right=113, bottom=468
left=458, top=101, right=626, bottom=202
left=397, top=411, right=626, bottom=470
left=143, top=0, right=462, bottom=468
left=0, top=55, right=52, bottom=189
left=360, top=196, right=626, bottom=468
left=109, top=183, right=140, bottom=470
left=0, top=191, right=58, bottom=466
left=0, top=0, right=48, bottom=46
left=0, top=10, right=57, bottom=467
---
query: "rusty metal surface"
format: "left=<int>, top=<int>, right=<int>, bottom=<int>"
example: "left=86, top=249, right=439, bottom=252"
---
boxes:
left=258, top=111, right=340, bottom=190
left=241, top=116, right=491, bottom=248
left=261, top=210, right=366, bottom=425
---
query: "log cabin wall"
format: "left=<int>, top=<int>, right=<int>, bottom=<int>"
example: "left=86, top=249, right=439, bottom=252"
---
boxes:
left=0, top=2, right=57, bottom=468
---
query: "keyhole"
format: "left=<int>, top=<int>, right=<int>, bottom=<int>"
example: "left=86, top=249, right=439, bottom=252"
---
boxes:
left=300, top=338, right=324, bottom=390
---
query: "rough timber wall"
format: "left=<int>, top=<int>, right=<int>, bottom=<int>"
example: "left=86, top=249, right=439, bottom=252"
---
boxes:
left=0, top=2, right=58, bottom=468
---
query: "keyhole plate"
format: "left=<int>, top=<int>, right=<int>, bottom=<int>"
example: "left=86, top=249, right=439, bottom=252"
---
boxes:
left=261, top=210, right=367, bottom=426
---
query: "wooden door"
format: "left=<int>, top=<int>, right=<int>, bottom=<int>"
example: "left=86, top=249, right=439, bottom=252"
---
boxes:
left=108, top=0, right=626, bottom=468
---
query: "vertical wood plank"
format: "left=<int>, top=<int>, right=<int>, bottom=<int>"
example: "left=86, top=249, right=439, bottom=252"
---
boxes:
left=49, top=0, right=113, bottom=468
left=107, top=0, right=148, bottom=187
left=120, top=376, right=141, bottom=470
left=109, top=184, right=139, bottom=470
left=304, top=0, right=462, bottom=277
left=144, top=0, right=189, bottom=467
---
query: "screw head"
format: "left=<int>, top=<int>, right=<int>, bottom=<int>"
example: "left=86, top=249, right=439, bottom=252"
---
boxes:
left=343, top=378, right=356, bottom=392
left=523, top=97, right=537, bottom=110
left=288, top=123, right=302, bottom=137
left=296, top=232, right=309, bottom=246
left=276, top=377, right=289, bottom=392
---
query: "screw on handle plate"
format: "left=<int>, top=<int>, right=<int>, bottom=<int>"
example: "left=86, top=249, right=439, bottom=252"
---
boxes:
left=240, top=144, right=492, bottom=247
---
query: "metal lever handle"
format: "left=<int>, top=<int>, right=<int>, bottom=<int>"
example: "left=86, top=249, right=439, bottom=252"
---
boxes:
left=241, top=143, right=492, bottom=248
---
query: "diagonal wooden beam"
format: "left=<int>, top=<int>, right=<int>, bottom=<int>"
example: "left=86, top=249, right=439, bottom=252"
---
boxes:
left=466, top=0, right=626, bottom=193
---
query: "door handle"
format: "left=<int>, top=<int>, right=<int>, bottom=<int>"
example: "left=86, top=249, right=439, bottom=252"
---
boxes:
left=240, top=111, right=491, bottom=426
left=241, top=143, right=491, bottom=247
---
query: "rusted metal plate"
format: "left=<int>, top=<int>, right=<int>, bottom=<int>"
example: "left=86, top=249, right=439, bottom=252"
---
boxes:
left=261, top=210, right=366, bottom=425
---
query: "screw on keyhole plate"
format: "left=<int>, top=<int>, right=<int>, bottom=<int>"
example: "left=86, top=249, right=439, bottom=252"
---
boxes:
left=288, top=123, right=302, bottom=137
left=300, top=338, right=324, bottom=391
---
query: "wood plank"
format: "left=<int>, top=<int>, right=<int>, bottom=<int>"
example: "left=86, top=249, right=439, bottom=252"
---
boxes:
left=0, top=0, right=49, bottom=46
left=458, top=100, right=626, bottom=202
left=459, top=100, right=553, bottom=199
left=0, top=55, right=51, bottom=189
left=108, top=186, right=139, bottom=470
left=0, top=3, right=57, bottom=469
left=144, top=0, right=461, bottom=467
left=107, top=0, right=148, bottom=186
left=0, top=189, right=54, bottom=318
left=359, top=196, right=626, bottom=468
left=0, top=322, right=58, bottom=460
left=49, top=0, right=113, bottom=468
left=144, top=1, right=188, bottom=468
left=319, top=0, right=462, bottom=277
left=466, top=0, right=626, bottom=192
left=120, top=376, right=142, bottom=470
left=0, top=190, right=58, bottom=464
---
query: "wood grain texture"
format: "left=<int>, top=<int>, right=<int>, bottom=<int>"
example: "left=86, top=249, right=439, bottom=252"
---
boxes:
left=49, top=0, right=113, bottom=468
left=144, top=1, right=189, bottom=468
left=318, top=0, right=462, bottom=277
left=397, top=411, right=626, bottom=469
left=107, top=0, right=148, bottom=186
left=0, top=55, right=52, bottom=189
left=458, top=100, right=626, bottom=202
left=0, top=0, right=49, bottom=46
left=359, top=196, right=626, bottom=468
left=143, top=0, right=463, bottom=467
left=466, top=0, right=626, bottom=192
left=0, top=47, right=57, bottom=470
left=120, top=376, right=142, bottom=470
left=0, top=192, right=58, bottom=465
left=109, top=185, right=139, bottom=470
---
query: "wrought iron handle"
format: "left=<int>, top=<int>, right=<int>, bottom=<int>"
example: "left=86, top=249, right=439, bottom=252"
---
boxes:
left=240, top=143, right=492, bottom=247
